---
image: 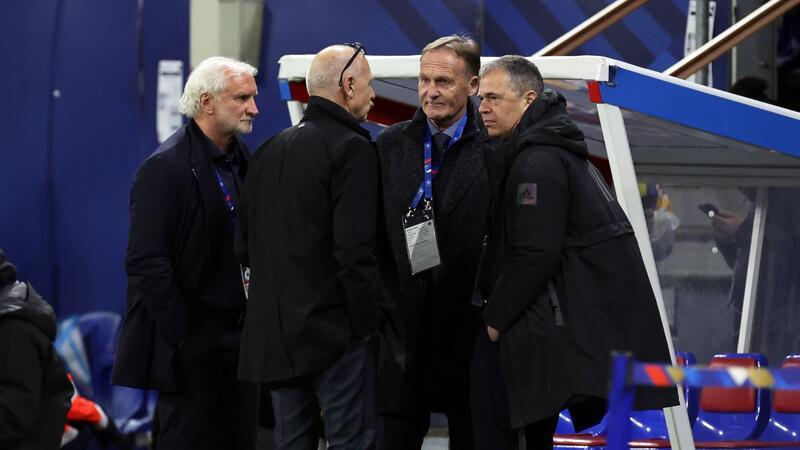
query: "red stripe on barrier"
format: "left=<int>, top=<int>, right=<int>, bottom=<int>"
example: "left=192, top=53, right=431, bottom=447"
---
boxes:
left=644, top=364, right=673, bottom=387
left=587, top=81, right=603, bottom=103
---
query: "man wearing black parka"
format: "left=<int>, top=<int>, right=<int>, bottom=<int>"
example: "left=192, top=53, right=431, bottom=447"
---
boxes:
left=473, top=56, right=677, bottom=449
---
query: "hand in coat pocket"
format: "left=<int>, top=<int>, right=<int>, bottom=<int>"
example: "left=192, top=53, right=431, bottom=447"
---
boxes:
left=487, top=325, right=500, bottom=342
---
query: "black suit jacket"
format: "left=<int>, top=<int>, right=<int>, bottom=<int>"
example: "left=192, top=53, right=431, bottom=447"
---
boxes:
left=112, top=120, right=249, bottom=392
left=236, top=96, right=380, bottom=385
left=375, top=101, right=490, bottom=412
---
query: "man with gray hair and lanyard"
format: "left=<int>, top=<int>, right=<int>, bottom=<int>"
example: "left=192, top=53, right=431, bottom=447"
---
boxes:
left=113, top=56, right=260, bottom=450
left=375, top=35, right=489, bottom=449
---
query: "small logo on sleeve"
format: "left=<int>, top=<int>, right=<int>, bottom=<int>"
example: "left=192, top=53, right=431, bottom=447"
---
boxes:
left=517, top=183, right=538, bottom=205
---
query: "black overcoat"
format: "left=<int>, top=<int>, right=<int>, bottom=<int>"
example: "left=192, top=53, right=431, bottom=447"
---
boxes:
left=481, top=91, right=677, bottom=429
left=113, top=120, right=249, bottom=391
left=376, top=102, right=489, bottom=412
left=236, top=96, right=380, bottom=385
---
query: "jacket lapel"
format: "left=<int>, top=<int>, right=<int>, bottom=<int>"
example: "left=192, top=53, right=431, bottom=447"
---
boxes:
left=436, top=106, right=487, bottom=225
left=187, top=121, right=225, bottom=241
left=379, top=111, right=427, bottom=279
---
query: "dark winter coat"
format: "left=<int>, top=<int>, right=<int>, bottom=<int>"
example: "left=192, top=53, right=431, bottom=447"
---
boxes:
left=236, top=96, right=380, bottom=385
left=376, top=101, right=489, bottom=413
left=113, top=120, right=250, bottom=392
left=0, top=281, right=73, bottom=450
left=481, top=90, right=677, bottom=429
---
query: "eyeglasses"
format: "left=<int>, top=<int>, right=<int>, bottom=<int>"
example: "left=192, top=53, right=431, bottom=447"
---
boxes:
left=338, top=42, right=366, bottom=87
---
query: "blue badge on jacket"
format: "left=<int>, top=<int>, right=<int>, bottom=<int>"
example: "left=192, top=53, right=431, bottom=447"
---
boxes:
left=517, top=183, right=538, bottom=206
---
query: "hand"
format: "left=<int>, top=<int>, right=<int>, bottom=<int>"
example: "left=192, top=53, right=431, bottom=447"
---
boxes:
left=487, top=325, right=500, bottom=342
left=711, top=210, right=745, bottom=243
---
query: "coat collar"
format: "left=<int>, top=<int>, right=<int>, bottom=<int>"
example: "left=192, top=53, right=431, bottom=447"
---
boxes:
left=302, top=96, right=372, bottom=140
left=186, top=119, right=249, bottom=168
left=185, top=119, right=250, bottom=238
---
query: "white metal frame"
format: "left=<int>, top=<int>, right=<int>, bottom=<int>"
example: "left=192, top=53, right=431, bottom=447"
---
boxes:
left=286, top=100, right=305, bottom=125
left=597, top=103, right=696, bottom=450
left=736, top=187, right=769, bottom=352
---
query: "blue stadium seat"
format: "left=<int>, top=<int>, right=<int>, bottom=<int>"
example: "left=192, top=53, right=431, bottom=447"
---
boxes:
left=676, top=351, right=700, bottom=427
left=757, top=354, right=800, bottom=444
left=554, top=351, right=696, bottom=449
left=77, top=311, right=121, bottom=410
left=76, top=311, right=154, bottom=448
left=691, top=353, right=771, bottom=443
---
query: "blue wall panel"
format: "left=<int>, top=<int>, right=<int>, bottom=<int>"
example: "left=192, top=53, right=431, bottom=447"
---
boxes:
left=0, top=0, right=730, bottom=316
left=48, top=0, right=142, bottom=315
left=0, top=2, right=63, bottom=308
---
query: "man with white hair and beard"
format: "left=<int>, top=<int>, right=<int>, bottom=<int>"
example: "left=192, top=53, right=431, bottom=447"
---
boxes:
left=237, top=44, right=380, bottom=450
left=113, top=56, right=260, bottom=450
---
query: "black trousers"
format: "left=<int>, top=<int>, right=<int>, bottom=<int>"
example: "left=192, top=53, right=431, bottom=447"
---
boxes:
left=470, top=328, right=515, bottom=450
left=153, top=363, right=258, bottom=450
left=470, top=329, right=561, bottom=450
left=378, top=295, right=475, bottom=450
left=270, top=340, right=373, bottom=450
left=520, top=415, right=560, bottom=450
left=378, top=406, right=472, bottom=450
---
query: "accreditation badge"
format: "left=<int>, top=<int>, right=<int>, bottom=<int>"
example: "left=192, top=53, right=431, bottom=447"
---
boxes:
left=240, top=264, right=250, bottom=300
left=402, top=205, right=442, bottom=274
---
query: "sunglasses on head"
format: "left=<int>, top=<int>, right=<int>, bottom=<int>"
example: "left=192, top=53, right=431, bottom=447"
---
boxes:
left=339, top=42, right=366, bottom=87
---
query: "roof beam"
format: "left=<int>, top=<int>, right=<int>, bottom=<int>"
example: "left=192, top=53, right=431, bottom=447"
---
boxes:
left=533, top=0, right=649, bottom=57
left=665, top=0, right=800, bottom=79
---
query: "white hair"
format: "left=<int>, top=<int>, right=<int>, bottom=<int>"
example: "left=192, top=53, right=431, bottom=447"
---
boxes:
left=178, top=57, right=258, bottom=118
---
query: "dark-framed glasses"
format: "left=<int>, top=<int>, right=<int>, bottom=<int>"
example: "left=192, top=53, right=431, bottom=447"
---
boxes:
left=338, top=42, right=366, bottom=87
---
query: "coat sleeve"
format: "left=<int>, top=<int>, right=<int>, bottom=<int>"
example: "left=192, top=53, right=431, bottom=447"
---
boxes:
left=331, top=137, right=380, bottom=338
left=0, top=321, right=44, bottom=446
left=124, top=156, right=192, bottom=345
left=483, top=148, right=569, bottom=332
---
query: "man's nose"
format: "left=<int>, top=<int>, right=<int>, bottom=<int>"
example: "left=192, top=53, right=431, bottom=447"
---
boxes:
left=478, top=98, right=490, bottom=113
left=247, top=99, right=259, bottom=116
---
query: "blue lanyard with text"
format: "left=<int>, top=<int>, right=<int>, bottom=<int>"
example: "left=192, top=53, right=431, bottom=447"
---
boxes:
left=409, top=114, right=468, bottom=209
left=214, top=169, right=237, bottom=226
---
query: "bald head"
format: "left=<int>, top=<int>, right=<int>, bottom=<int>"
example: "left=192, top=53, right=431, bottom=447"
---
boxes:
left=306, top=45, right=366, bottom=97
left=306, top=44, right=375, bottom=122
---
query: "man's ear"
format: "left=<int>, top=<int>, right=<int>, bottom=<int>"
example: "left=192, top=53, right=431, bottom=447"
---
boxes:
left=468, top=75, right=479, bottom=96
left=525, top=90, right=537, bottom=106
left=343, top=75, right=356, bottom=99
left=200, top=92, right=214, bottom=114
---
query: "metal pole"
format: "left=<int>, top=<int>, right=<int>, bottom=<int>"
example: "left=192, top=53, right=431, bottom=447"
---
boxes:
left=737, top=187, right=769, bottom=352
left=597, top=103, right=696, bottom=450
left=695, top=0, right=710, bottom=85
left=606, top=353, right=634, bottom=450
left=286, top=101, right=305, bottom=125
left=666, top=0, right=800, bottom=79
left=533, top=0, right=649, bottom=57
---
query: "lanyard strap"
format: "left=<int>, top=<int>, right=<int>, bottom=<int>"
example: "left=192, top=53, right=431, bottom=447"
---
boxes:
left=409, top=114, right=468, bottom=209
left=214, top=169, right=237, bottom=226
